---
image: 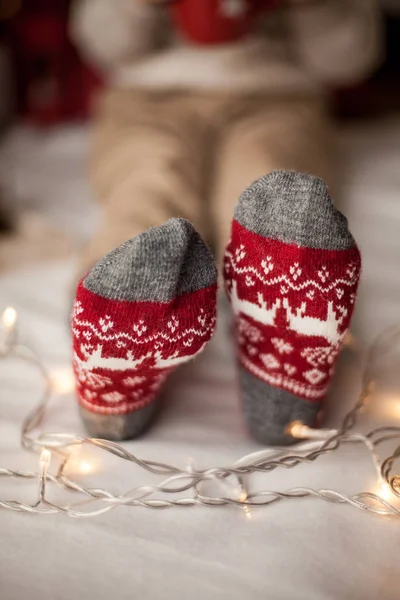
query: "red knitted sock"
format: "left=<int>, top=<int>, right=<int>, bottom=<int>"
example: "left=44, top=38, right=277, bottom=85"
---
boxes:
left=224, top=172, right=361, bottom=445
left=72, top=219, right=217, bottom=440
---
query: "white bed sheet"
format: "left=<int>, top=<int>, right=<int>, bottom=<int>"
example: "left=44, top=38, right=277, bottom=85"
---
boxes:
left=1, top=120, right=400, bottom=600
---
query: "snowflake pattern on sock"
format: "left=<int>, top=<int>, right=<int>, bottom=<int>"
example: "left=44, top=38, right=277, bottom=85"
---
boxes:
left=224, top=221, right=361, bottom=401
left=72, top=283, right=217, bottom=415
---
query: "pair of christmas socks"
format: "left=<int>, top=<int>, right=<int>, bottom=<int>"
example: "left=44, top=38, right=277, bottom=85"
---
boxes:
left=71, top=171, right=361, bottom=445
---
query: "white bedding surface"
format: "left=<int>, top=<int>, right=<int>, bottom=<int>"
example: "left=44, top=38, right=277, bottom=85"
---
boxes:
left=1, top=120, right=400, bottom=600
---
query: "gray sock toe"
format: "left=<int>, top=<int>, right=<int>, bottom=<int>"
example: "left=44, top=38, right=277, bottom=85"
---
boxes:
left=84, top=218, right=216, bottom=302
left=239, top=368, right=320, bottom=445
left=235, top=170, right=355, bottom=250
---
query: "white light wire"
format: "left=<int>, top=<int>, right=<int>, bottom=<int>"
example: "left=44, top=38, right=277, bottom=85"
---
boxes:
left=1, top=311, right=400, bottom=518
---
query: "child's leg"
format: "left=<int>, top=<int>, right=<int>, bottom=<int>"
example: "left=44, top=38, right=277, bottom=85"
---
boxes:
left=212, top=95, right=334, bottom=263
left=80, top=88, right=211, bottom=279
left=212, top=96, right=359, bottom=445
left=72, top=89, right=216, bottom=439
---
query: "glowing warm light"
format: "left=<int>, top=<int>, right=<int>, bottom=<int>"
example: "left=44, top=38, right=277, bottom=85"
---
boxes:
left=386, top=399, right=400, bottom=420
left=377, top=482, right=395, bottom=502
left=66, top=447, right=98, bottom=476
left=370, top=393, right=400, bottom=420
left=239, top=489, right=252, bottom=518
left=287, top=420, right=306, bottom=438
left=39, top=448, right=52, bottom=470
left=77, top=460, right=96, bottom=475
left=2, top=307, right=17, bottom=330
left=287, top=421, right=337, bottom=441
left=239, top=491, right=248, bottom=503
left=50, top=368, right=75, bottom=395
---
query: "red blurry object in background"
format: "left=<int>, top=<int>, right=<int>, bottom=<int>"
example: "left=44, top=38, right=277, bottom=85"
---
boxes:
left=171, top=0, right=280, bottom=46
left=6, top=0, right=101, bottom=125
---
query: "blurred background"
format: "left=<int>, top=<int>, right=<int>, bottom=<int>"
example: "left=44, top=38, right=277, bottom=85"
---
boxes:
left=0, top=0, right=399, bottom=345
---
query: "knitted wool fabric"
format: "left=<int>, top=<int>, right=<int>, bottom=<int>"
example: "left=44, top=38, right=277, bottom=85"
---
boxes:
left=224, top=171, right=361, bottom=445
left=71, top=218, right=217, bottom=441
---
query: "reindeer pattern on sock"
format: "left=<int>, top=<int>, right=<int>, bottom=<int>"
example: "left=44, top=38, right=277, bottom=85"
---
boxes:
left=72, top=290, right=215, bottom=414
left=224, top=230, right=360, bottom=400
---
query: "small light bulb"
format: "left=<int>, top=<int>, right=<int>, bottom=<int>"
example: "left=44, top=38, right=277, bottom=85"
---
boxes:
left=39, top=448, right=52, bottom=470
left=239, top=489, right=252, bottom=518
left=78, top=460, right=95, bottom=475
left=239, top=491, right=248, bottom=503
left=287, top=422, right=337, bottom=441
left=287, top=420, right=306, bottom=439
left=50, top=368, right=75, bottom=395
left=66, top=446, right=97, bottom=475
left=2, top=307, right=17, bottom=330
left=378, top=482, right=394, bottom=502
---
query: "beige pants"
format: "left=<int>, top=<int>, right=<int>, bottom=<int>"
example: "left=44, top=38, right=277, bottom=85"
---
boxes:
left=82, top=88, right=333, bottom=275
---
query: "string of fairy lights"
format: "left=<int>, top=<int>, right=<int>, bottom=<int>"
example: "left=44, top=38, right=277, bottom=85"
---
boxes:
left=1, top=305, right=400, bottom=518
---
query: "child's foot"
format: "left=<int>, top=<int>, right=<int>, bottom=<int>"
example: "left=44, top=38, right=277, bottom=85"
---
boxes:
left=224, top=171, right=361, bottom=445
left=72, top=218, right=217, bottom=440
